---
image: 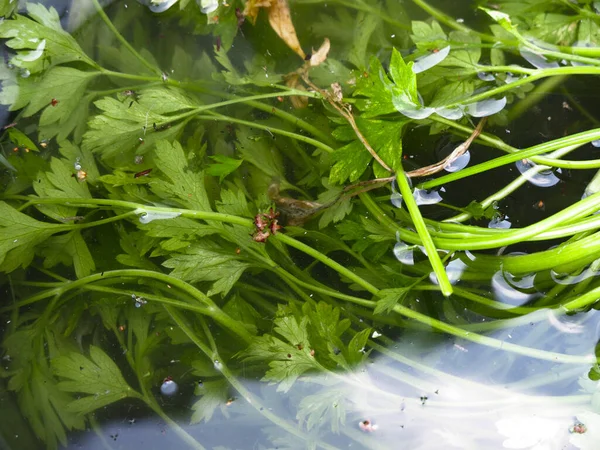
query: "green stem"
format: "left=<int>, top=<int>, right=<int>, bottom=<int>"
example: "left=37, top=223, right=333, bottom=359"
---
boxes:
left=199, top=112, right=335, bottom=154
left=166, top=307, right=340, bottom=450
left=445, top=66, right=600, bottom=109
left=395, top=172, right=453, bottom=296
left=91, top=0, right=160, bottom=75
left=431, top=115, right=600, bottom=169
left=2, top=270, right=253, bottom=343
left=419, top=128, right=600, bottom=190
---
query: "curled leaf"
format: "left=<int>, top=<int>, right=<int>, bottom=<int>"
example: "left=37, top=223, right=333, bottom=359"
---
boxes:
left=285, top=73, right=309, bottom=108
left=243, top=0, right=271, bottom=24
left=244, top=0, right=305, bottom=59
left=310, top=38, right=330, bottom=67
left=268, top=0, right=305, bottom=59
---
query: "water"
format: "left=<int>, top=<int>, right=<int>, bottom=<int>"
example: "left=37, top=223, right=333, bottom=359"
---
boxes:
left=1, top=1, right=600, bottom=449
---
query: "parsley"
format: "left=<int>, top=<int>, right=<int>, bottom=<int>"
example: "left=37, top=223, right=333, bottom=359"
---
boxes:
left=52, top=346, right=139, bottom=414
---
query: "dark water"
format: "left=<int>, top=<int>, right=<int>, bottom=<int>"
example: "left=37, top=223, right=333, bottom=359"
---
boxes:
left=1, top=1, right=600, bottom=449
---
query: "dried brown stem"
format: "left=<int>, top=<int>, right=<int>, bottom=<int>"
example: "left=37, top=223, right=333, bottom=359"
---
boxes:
left=302, top=76, right=394, bottom=173
left=406, top=118, right=487, bottom=178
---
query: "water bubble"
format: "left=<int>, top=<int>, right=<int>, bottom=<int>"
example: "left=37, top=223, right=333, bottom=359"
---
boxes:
left=74, top=159, right=82, bottom=171
left=412, top=46, right=450, bottom=74
left=18, top=39, right=46, bottom=62
left=465, top=97, right=507, bottom=117
left=551, top=265, right=600, bottom=286
left=393, top=241, right=415, bottom=265
left=138, top=0, right=179, bottom=13
left=491, top=269, right=540, bottom=306
left=520, top=49, right=559, bottom=69
left=198, top=0, right=219, bottom=14
left=413, top=187, right=443, bottom=205
left=390, top=179, right=403, bottom=208
left=394, top=101, right=435, bottom=120
left=429, top=258, right=466, bottom=285
left=135, top=208, right=181, bottom=224
left=160, top=378, right=179, bottom=396
left=132, top=294, right=147, bottom=308
left=435, top=106, right=463, bottom=120
left=477, top=72, right=495, bottom=81
left=592, top=140, right=600, bottom=148
left=19, top=69, right=30, bottom=78
left=134, top=155, right=144, bottom=164
left=488, top=215, right=511, bottom=229
left=515, top=159, right=561, bottom=187
left=214, top=359, right=223, bottom=371
left=445, top=150, right=470, bottom=173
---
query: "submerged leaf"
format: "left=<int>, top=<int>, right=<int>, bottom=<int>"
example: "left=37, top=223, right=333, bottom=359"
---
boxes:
left=242, top=315, right=321, bottom=392
left=0, top=202, right=65, bottom=273
left=52, top=346, right=138, bottom=414
left=0, top=3, right=96, bottom=73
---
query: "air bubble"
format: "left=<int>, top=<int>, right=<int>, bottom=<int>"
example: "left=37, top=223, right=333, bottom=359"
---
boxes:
left=445, top=151, right=470, bottom=172
left=491, top=269, right=540, bottom=306
left=465, top=97, right=507, bottom=117
left=429, top=258, right=466, bottom=285
left=413, top=187, right=443, bottom=205
left=160, top=378, right=179, bottom=396
left=477, top=72, right=495, bottom=81
left=135, top=208, right=181, bottom=223
left=390, top=178, right=403, bottom=208
left=18, top=40, right=46, bottom=62
left=137, top=0, right=179, bottom=13
left=488, top=215, right=511, bottom=229
left=198, top=0, right=219, bottom=14
left=393, top=241, right=415, bottom=265
left=515, top=159, right=561, bottom=187
left=412, top=46, right=450, bottom=74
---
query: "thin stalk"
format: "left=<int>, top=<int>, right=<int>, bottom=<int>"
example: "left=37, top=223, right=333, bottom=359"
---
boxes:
left=198, top=112, right=335, bottom=154
left=431, top=115, right=600, bottom=169
left=1, top=270, right=253, bottom=343
left=446, top=144, right=581, bottom=222
left=165, top=307, right=340, bottom=450
left=419, top=128, right=600, bottom=190
left=444, top=66, right=600, bottom=109
left=91, top=0, right=160, bottom=75
left=508, top=75, right=569, bottom=122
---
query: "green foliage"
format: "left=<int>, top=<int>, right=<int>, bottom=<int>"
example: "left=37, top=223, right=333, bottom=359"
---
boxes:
left=0, top=3, right=96, bottom=74
left=2, top=1, right=600, bottom=448
left=52, top=346, right=138, bottom=414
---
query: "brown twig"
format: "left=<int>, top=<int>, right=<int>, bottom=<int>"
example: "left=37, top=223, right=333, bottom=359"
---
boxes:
left=406, top=118, right=487, bottom=178
left=301, top=76, right=394, bottom=173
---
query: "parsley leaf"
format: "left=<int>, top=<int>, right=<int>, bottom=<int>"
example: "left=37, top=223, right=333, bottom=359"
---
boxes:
left=297, top=388, right=347, bottom=433
left=39, top=231, right=96, bottom=279
left=0, top=68, right=99, bottom=142
left=374, top=287, right=410, bottom=314
left=162, top=241, right=250, bottom=297
left=52, top=346, right=139, bottom=414
left=33, top=156, right=92, bottom=221
left=0, top=202, right=65, bottom=273
left=82, top=88, right=195, bottom=162
left=242, top=315, right=321, bottom=392
left=151, top=139, right=211, bottom=211
left=206, top=154, right=243, bottom=182
left=0, top=3, right=96, bottom=74
left=354, top=48, right=419, bottom=118
left=190, top=379, right=230, bottom=424
left=329, top=117, right=405, bottom=184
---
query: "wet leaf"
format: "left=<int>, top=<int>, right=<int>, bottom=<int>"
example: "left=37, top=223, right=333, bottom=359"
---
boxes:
left=268, top=0, right=305, bottom=59
left=52, top=346, right=139, bottom=414
left=0, top=3, right=96, bottom=73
